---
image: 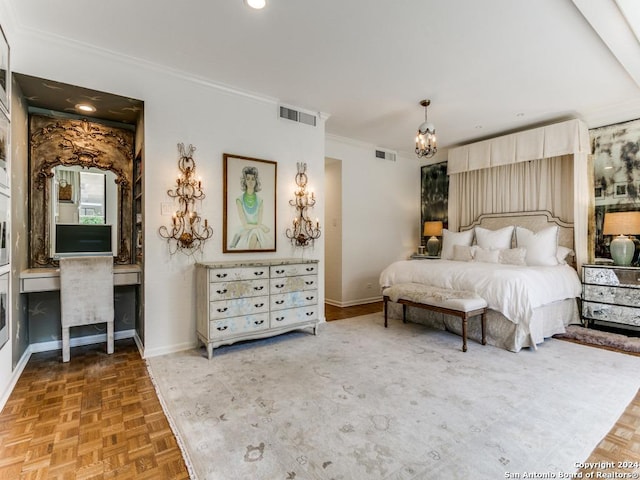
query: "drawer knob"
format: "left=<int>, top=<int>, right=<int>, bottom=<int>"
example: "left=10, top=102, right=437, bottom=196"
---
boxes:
left=216, top=325, right=228, bottom=331
left=275, top=284, right=284, bottom=289
left=216, top=307, right=228, bottom=313
left=254, top=320, right=265, bottom=325
left=254, top=286, right=264, bottom=291
left=305, top=281, right=314, bottom=285
left=254, top=271, right=264, bottom=276
left=275, top=300, right=284, bottom=305
left=306, top=267, right=314, bottom=272
left=254, top=303, right=264, bottom=308
left=216, top=289, right=228, bottom=294
left=275, top=316, right=284, bottom=321
left=216, top=273, right=228, bottom=278
left=276, top=269, right=285, bottom=274
left=306, top=311, right=314, bottom=316
left=306, top=296, right=314, bottom=301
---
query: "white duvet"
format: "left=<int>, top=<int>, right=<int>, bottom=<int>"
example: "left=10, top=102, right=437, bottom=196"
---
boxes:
left=379, top=259, right=582, bottom=327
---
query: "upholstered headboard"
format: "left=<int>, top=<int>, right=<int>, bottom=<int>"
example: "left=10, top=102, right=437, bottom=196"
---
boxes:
left=460, top=210, right=574, bottom=251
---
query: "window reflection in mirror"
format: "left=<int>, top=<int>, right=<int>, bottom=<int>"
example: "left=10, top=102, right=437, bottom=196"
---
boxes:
left=50, top=166, right=118, bottom=256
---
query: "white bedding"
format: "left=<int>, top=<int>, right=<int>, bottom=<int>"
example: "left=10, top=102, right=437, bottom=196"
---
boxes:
left=379, top=259, right=582, bottom=329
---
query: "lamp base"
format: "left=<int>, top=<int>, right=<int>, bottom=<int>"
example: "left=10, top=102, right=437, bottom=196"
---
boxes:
left=610, top=235, right=635, bottom=266
left=426, top=236, right=440, bottom=256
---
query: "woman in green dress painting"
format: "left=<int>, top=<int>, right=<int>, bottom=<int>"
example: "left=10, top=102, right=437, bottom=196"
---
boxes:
left=231, top=166, right=270, bottom=249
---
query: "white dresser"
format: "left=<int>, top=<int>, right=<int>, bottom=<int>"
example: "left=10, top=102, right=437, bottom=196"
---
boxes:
left=196, top=259, right=320, bottom=358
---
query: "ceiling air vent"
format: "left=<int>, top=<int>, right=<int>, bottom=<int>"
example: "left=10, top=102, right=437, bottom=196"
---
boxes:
left=279, top=106, right=317, bottom=127
left=375, top=149, right=396, bottom=162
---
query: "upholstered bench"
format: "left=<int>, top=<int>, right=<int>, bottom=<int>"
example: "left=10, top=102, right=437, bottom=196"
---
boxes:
left=382, top=283, right=488, bottom=352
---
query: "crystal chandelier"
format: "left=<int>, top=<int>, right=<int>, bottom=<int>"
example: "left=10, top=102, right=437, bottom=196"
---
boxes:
left=415, top=99, right=437, bottom=158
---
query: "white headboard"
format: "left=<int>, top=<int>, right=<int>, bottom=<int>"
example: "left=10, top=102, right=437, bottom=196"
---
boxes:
left=460, top=210, right=574, bottom=251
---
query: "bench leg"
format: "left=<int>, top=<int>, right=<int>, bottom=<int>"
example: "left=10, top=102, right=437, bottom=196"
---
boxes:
left=402, top=304, right=407, bottom=323
left=462, top=316, right=468, bottom=352
left=384, top=296, right=388, bottom=328
left=481, top=311, right=487, bottom=345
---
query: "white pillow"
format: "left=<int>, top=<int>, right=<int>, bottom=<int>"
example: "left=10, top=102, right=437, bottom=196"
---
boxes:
left=452, top=244, right=475, bottom=262
left=473, top=246, right=500, bottom=263
left=515, top=226, right=559, bottom=266
left=498, top=247, right=527, bottom=266
left=475, top=226, right=514, bottom=250
left=441, top=229, right=475, bottom=260
left=556, top=246, right=574, bottom=265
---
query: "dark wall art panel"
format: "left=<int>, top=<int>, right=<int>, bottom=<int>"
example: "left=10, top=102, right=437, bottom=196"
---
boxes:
left=420, top=161, right=449, bottom=232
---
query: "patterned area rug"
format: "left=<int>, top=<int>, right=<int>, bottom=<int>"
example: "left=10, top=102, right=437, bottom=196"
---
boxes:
left=554, top=325, right=640, bottom=354
left=147, top=314, right=640, bottom=480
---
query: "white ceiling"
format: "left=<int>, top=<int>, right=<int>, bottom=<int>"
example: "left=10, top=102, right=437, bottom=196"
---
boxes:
left=6, top=0, right=640, bottom=156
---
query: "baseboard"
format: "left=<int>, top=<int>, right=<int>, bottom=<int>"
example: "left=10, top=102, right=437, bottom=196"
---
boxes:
left=29, top=329, right=137, bottom=354
left=133, top=332, right=145, bottom=357
left=325, top=296, right=383, bottom=308
left=142, top=341, right=198, bottom=359
left=0, top=346, right=32, bottom=413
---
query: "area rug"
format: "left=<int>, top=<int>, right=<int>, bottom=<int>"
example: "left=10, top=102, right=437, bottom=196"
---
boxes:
left=146, top=313, right=640, bottom=480
left=554, top=325, right=640, bottom=354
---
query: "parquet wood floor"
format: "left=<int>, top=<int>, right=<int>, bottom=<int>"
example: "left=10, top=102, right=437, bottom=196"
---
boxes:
left=0, top=338, right=189, bottom=480
left=0, top=303, right=637, bottom=479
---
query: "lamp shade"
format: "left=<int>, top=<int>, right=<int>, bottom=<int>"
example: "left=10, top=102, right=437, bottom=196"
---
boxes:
left=423, top=221, right=443, bottom=237
left=603, top=212, right=640, bottom=235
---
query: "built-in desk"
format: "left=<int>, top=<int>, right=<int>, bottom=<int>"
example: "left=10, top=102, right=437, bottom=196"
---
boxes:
left=20, top=264, right=142, bottom=293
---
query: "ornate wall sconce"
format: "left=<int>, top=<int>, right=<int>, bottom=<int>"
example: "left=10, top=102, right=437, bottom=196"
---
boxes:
left=285, top=162, right=321, bottom=247
left=159, top=143, right=213, bottom=255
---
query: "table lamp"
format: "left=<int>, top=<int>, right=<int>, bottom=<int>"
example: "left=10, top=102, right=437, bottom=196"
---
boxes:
left=423, top=221, right=443, bottom=256
left=603, top=211, right=640, bottom=266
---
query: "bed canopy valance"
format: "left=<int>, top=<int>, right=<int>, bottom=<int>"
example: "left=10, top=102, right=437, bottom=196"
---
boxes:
left=445, top=118, right=591, bottom=269
left=447, top=119, right=590, bottom=174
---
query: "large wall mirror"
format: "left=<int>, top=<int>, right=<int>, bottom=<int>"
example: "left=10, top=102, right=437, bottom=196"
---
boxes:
left=29, top=114, right=134, bottom=267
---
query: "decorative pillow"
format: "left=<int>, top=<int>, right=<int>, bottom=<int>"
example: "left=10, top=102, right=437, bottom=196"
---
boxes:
left=473, top=246, right=500, bottom=263
left=556, top=246, right=574, bottom=265
left=475, top=226, right=514, bottom=250
left=515, top=226, right=559, bottom=266
left=499, top=247, right=527, bottom=266
left=452, top=244, right=475, bottom=262
left=441, top=229, right=475, bottom=260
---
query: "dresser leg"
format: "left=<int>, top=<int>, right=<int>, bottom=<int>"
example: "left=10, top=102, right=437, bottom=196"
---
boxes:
left=207, top=344, right=213, bottom=360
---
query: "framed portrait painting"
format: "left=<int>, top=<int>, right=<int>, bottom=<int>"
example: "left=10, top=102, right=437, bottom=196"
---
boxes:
left=0, top=25, right=8, bottom=114
left=223, top=153, right=277, bottom=253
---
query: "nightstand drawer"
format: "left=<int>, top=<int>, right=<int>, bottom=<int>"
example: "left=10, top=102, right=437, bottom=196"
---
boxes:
left=582, top=301, right=640, bottom=328
left=583, top=284, right=640, bottom=308
left=583, top=266, right=640, bottom=288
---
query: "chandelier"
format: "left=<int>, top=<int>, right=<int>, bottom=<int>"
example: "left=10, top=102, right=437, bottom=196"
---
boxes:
left=415, top=99, right=437, bottom=158
left=158, top=143, right=213, bottom=255
left=285, top=162, right=321, bottom=247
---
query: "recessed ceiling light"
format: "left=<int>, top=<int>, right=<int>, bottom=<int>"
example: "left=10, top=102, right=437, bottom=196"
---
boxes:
left=475, top=125, right=483, bottom=129
left=244, top=0, right=266, bottom=9
left=516, top=112, right=525, bottom=117
left=76, top=103, right=96, bottom=113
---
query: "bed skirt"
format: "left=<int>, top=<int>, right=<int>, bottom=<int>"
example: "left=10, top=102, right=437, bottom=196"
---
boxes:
left=385, top=298, right=580, bottom=352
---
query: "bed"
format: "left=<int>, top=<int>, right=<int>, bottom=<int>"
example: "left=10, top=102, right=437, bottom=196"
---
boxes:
left=379, top=211, right=583, bottom=352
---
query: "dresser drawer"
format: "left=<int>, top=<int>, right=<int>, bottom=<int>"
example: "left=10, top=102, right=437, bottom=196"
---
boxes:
left=209, top=295, right=269, bottom=319
left=583, top=284, right=640, bottom=308
left=270, top=263, right=318, bottom=278
left=271, top=305, right=317, bottom=327
left=209, top=266, right=269, bottom=283
left=270, top=274, right=317, bottom=294
left=208, top=279, right=269, bottom=301
left=209, top=313, right=269, bottom=338
left=582, top=301, right=640, bottom=328
left=583, top=266, right=640, bottom=288
left=271, top=289, right=318, bottom=311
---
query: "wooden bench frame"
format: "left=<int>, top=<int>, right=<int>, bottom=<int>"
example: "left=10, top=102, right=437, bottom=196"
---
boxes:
left=384, top=295, right=487, bottom=352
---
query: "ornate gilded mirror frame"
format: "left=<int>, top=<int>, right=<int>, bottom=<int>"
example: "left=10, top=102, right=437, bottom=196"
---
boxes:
left=29, top=115, right=134, bottom=267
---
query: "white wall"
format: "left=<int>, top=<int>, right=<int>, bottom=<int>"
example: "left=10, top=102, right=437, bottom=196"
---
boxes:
left=325, top=136, right=419, bottom=306
left=8, top=27, right=326, bottom=358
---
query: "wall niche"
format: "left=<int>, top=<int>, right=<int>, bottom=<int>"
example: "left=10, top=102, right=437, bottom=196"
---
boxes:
left=29, top=114, right=134, bottom=267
